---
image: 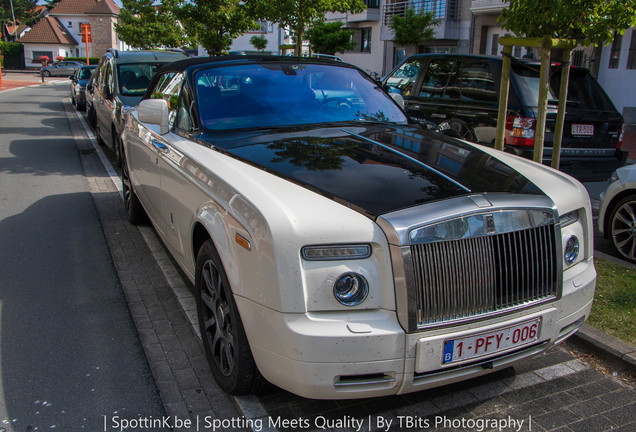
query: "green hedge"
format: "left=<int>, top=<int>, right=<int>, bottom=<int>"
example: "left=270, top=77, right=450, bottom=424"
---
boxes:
left=0, top=42, right=25, bottom=69
left=64, top=56, right=101, bottom=65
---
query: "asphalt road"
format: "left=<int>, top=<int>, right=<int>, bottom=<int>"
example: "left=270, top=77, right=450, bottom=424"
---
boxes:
left=0, top=84, right=165, bottom=430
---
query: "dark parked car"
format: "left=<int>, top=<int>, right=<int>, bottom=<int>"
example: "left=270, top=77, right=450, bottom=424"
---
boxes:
left=86, top=49, right=188, bottom=166
left=41, top=60, right=83, bottom=77
left=382, top=54, right=627, bottom=181
left=70, top=65, right=97, bottom=110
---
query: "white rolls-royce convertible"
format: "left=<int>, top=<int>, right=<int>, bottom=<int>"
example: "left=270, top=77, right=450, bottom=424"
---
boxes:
left=121, top=56, right=596, bottom=399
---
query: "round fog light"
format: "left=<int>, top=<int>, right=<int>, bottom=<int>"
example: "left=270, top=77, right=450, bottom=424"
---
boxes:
left=564, top=235, right=580, bottom=265
left=333, top=273, right=368, bottom=306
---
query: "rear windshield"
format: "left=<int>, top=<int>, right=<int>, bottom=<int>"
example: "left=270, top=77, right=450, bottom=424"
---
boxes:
left=79, top=67, right=95, bottom=79
left=118, top=63, right=163, bottom=96
left=511, top=64, right=616, bottom=112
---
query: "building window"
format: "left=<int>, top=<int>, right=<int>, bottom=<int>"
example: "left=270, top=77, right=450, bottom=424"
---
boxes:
left=361, top=28, right=371, bottom=52
left=32, top=50, right=53, bottom=63
left=415, top=0, right=448, bottom=20
left=365, top=0, right=379, bottom=8
left=491, top=34, right=499, bottom=56
left=252, top=21, right=272, bottom=33
left=609, top=32, right=622, bottom=69
left=627, top=30, right=636, bottom=69
left=68, top=21, right=72, bottom=27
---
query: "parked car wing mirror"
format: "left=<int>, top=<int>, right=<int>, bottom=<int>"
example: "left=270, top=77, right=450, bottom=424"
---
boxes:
left=139, top=99, right=170, bottom=135
left=389, top=92, right=405, bottom=109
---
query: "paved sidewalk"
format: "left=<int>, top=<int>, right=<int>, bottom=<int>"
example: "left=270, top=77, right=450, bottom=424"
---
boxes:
left=0, top=71, right=67, bottom=91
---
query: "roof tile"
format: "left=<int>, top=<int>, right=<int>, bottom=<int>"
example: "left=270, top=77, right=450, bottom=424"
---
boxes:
left=17, top=16, right=78, bottom=45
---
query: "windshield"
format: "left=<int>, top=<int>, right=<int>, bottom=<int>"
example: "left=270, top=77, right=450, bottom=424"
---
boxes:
left=79, top=67, right=95, bottom=80
left=195, top=63, right=408, bottom=131
left=118, top=63, right=163, bottom=96
left=512, top=64, right=616, bottom=111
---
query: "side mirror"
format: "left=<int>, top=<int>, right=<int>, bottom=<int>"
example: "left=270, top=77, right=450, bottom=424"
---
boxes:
left=139, top=99, right=170, bottom=135
left=389, top=92, right=405, bottom=109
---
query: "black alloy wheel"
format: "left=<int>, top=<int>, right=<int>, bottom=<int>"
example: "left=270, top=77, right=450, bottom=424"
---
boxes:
left=609, top=194, right=636, bottom=263
left=195, top=240, right=264, bottom=395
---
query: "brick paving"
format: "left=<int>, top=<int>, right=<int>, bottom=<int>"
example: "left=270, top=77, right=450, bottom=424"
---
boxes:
left=61, top=92, right=636, bottom=432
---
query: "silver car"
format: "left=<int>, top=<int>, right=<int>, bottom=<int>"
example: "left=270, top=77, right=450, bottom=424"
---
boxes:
left=41, top=60, right=83, bottom=77
left=598, top=163, right=636, bottom=262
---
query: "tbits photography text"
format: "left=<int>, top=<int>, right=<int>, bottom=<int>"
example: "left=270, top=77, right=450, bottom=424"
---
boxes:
left=104, top=414, right=533, bottom=432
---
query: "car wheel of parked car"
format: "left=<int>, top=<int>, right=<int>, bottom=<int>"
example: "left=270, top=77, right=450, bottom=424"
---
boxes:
left=43, top=70, right=51, bottom=77
left=609, top=194, right=636, bottom=263
left=112, top=130, right=122, bottom=167
left=88, top=106, right=97, bottom=128
left=122, top=155, right=148, bottom=225
left=196, top=240, right=264, bottom=395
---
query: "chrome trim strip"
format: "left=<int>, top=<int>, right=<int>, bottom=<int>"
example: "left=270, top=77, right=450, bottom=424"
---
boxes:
left=378, top=193, right=558, bottom=246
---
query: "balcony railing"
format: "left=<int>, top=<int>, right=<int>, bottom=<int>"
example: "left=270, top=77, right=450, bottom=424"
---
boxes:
left=383, top=0, right=455, bottom=25
left=470, top=0, right=507, bottom=13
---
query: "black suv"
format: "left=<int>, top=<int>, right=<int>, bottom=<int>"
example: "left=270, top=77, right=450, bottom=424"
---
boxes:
left=86, top=49, right=188, bottom=166
left=382, top=54, right=627, bottom=181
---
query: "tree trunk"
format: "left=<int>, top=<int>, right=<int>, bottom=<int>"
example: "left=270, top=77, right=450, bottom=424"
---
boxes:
left=295, top=24, right=304, bottom=57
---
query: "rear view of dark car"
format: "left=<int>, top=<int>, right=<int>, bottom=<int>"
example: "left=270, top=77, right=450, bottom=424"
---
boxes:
left=383, top=54, right=626, bottom=181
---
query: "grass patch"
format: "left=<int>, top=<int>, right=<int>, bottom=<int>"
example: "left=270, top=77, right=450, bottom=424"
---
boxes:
left=589, top=257, right=636, bottom=346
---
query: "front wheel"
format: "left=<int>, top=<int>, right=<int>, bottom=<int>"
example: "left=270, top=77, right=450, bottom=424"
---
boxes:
left=609, top=194, right=636, bottom=263
left=122, top=153, right=148, bottom=225
left=43, top=70, right=51, bottom=77
left=195, top=240, right=264, bottom=395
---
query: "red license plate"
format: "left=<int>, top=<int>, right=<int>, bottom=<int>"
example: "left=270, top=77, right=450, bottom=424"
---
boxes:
left=442, top=318, right=541, bottom=364
left=572, top=124, right=594, bottom=136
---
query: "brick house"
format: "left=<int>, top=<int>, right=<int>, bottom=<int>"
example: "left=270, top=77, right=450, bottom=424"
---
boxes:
left=17, top=0, right=120, bottom=67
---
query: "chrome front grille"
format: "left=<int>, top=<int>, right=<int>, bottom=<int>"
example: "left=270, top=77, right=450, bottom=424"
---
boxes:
left=411, top=223, right=559, bottom=326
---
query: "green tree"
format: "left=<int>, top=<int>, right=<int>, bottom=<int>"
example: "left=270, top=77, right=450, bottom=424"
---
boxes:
left=250, top=34, right=268, bottom=51
left=499, top=0, right=636, bottom=46
left=390, top=8, right=440, bottom=49
left=306, top=21, right=355, bottom=55
left=115, top=0, right=192, bottom=49
left=43, top=0, right=63, bottom=10
left=1, top=0, right=38, bottom=42
left=253, top=0, right=365, bottom=56
left=179, top=0, right=256, bottom=55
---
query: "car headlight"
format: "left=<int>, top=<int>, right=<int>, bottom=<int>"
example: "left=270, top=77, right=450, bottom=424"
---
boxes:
left=564, top=235, right=580, bottom=265
left=333, top=273, right=369, bottom=306
left=559, top=210, right=579, bottom=228
left=609, top=170, right=619, bottom=184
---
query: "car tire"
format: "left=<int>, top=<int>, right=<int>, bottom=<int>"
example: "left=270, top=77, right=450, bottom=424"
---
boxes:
left=88, top=106, right=97, bottom=128
left=43, top=70, right=51, bottom=77
left=122, top=154, right=148, bottom=225
left=112, top=129, right=122, bottom=168
left=195, top=240, right=265, bottom=395
left=608, top=194, right=636, bottom=263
